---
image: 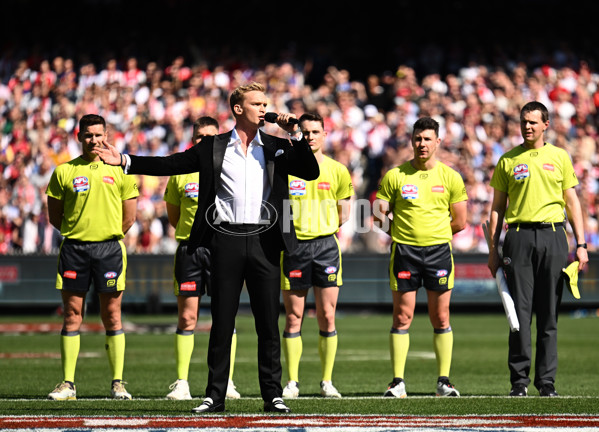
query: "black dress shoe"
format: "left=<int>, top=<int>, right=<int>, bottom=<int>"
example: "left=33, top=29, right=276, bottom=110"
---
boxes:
left=539, top=384, right=558, bottom=397
left=191, top=397, right=225, bottom=413
left=509, top=384, right=528, bottom=396
left=264, top=397, right=291, bottom=413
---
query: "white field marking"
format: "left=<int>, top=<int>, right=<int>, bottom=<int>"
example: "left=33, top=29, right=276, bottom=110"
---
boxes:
left=13, top=429, right=599, bottom=432
left=2, top=395, right=597, bottom=402
left=0, top=352, right=100, bottom=359
left=195, top=351, right=435, bottom=363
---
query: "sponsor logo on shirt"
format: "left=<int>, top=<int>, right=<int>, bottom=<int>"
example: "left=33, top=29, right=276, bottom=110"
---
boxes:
left=397, top=271, right=411, bottom=279
left=318, top=182, right=331, bottom=190
left=289, top=270, right=302, bottom=278
left=513, top=164, right=529, bottom=181
left=184, top=182, right=199, bottom=198
left=401, top=184, right=418, bottom=200
left=73, top=176, right=90, bottom=192
left=180, top=282, right=196, bottom=291
left=289, top=180, right=306, bottom=196
left=63, top=270, right=77, bottom=279
left=103, top=176, right=114, bottom=185
left=325, top=266, right=337, bottom=274
left=543, top=163, right=555, bottom=171
left=432, top=185, right=445, bottom=193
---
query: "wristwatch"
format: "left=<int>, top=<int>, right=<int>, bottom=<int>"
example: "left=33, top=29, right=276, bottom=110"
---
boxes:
left=576, top=243, right=587, bottom=249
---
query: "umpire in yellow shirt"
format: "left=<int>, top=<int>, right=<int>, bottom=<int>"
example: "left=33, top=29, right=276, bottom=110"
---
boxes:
left=487, top=101, right=588, bottom=397
left=281, top=112, right=353, bottom=399
left=374, top=116, right=467, bottom=398
left=46, top=114, right=139, bottom=401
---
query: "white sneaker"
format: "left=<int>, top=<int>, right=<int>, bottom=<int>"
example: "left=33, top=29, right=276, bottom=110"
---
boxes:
left=226, top=379, right=240, bottom=399
left=282, top=380, right=299, bottom=398
left=48, top=382, right=76, bottom=400
left=111, top=381, right=132, bottom=400
left=436, top=377, right=460, bottom=397
left=384, top=379, right=407, bottom=398
left=320, top=380, right=342, bottom=398
left=167, top=379, right=192, bottom=400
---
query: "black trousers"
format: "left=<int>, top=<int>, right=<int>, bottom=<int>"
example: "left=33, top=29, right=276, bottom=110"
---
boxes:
left=205, top=224, right=283, bottom=403
left=502, top=224, right=568, bottom=389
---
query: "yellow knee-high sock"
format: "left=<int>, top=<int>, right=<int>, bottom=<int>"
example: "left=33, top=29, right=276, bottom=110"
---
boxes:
left=175, top=329, right=194, bottom=381
left=318, top=330, right=338, bottom=382
left=433, top=327, right=453, bottom=378
left=390, top=328, right=409, bottom=379
left=105, top=330, right=126, bottom=381
left=61, top=330, right=80, bottom=383
left=229, top=329, right=237, bottom=381
left=282, top=331, right=302, bottom=382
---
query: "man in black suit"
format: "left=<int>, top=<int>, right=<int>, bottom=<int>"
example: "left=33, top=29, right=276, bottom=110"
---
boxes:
left=94, top=82, right=319, bottom=413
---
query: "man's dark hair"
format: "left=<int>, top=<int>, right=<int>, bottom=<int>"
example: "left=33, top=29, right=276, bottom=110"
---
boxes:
left=193, top=116, right=219, bottom=135
left=521, top=101, right=549, bottom=123
left=299, top=112, right=324, bottom=129
left=412, top=116, right=439, bottom=137
left=79, top=114, right=106, bottom=132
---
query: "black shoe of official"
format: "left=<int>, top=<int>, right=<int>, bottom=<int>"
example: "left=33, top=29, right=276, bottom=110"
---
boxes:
left=539, top=383, right=558, bottom=397
left=191, top=397, right=225, bottom=413
left=509, top=384, right=528, bottom=396
left=264, top=397, right=291, bottom=413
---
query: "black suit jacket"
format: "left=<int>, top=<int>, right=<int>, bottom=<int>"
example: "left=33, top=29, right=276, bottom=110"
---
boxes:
left=128, top=130, right=319, bottom=254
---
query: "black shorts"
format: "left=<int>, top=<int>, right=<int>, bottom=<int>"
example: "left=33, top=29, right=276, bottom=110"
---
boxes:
left=56, top=238, right=126, bottom=293
left=174, top=242, right=211, bottom=297
left=389, top=242, right=454, bottom=292
left=281, top=234, right=342, bottom=291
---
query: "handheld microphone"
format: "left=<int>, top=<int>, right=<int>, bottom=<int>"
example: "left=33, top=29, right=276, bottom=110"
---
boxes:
left=264, top=112, right=299, bottom=125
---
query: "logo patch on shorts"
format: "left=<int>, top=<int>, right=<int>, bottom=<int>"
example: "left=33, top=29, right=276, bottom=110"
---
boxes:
left=397, top=271, right=411, bottom=279
left=436, top=269, right=448, bottom=277
left=63, top=270, right=77, bottom=279
left=72, top=176, right=90, bottom=192
left=104, top=271, right=117, bottom=279
left=107, top=279, right=116, bottom=287
left=325, top=266, right=337, bottom=274
left=439, top=277, right=448, bottom=285
left=180, top=282, right=196, bottom=291
left=184, top=182, right=199, bottom=198
left=513, top=164, right=529, bottom=181
left=289, top=270, right=302, bottom=278
left=328, top=274, right=337, bottom=282
left=503, top=257, right=512, bottom=266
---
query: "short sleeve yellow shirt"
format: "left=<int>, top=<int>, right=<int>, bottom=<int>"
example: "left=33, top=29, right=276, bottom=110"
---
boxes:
left=46, top=157, right=139, bottom=241
left=288, top=156, right=354, bottom=240
left=490, top=143, right=578, bottom=223
left=163, top=173, right=199, bottom=241
left=376, top=161, right=467, bottom=246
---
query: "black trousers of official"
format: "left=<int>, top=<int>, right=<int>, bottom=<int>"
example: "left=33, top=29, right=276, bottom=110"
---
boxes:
left=205, top=225, right=283, bottom=404
left=502, top=225, right=568, bottom=389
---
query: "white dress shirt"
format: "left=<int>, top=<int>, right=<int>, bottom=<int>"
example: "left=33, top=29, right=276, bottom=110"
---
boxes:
left=214, top=129, right=271, bottom=224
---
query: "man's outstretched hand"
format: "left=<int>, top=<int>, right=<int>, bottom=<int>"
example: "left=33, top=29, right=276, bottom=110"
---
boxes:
left=93, top=140, right=123, bottom=166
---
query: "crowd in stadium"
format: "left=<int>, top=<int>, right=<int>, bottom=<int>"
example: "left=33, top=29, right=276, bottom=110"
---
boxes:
left=0, top=42, right=598, bottom=255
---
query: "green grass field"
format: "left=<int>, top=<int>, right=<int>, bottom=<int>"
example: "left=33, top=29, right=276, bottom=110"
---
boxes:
left=1, top=310, right=598, bottom=415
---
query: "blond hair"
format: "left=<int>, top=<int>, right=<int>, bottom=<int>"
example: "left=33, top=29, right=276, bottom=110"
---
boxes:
left=229, top=82, right=266, bottom=114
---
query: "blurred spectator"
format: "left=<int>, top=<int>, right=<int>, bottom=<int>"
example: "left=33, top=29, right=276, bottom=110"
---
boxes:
left=0, top=40, right=598, bottom=255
